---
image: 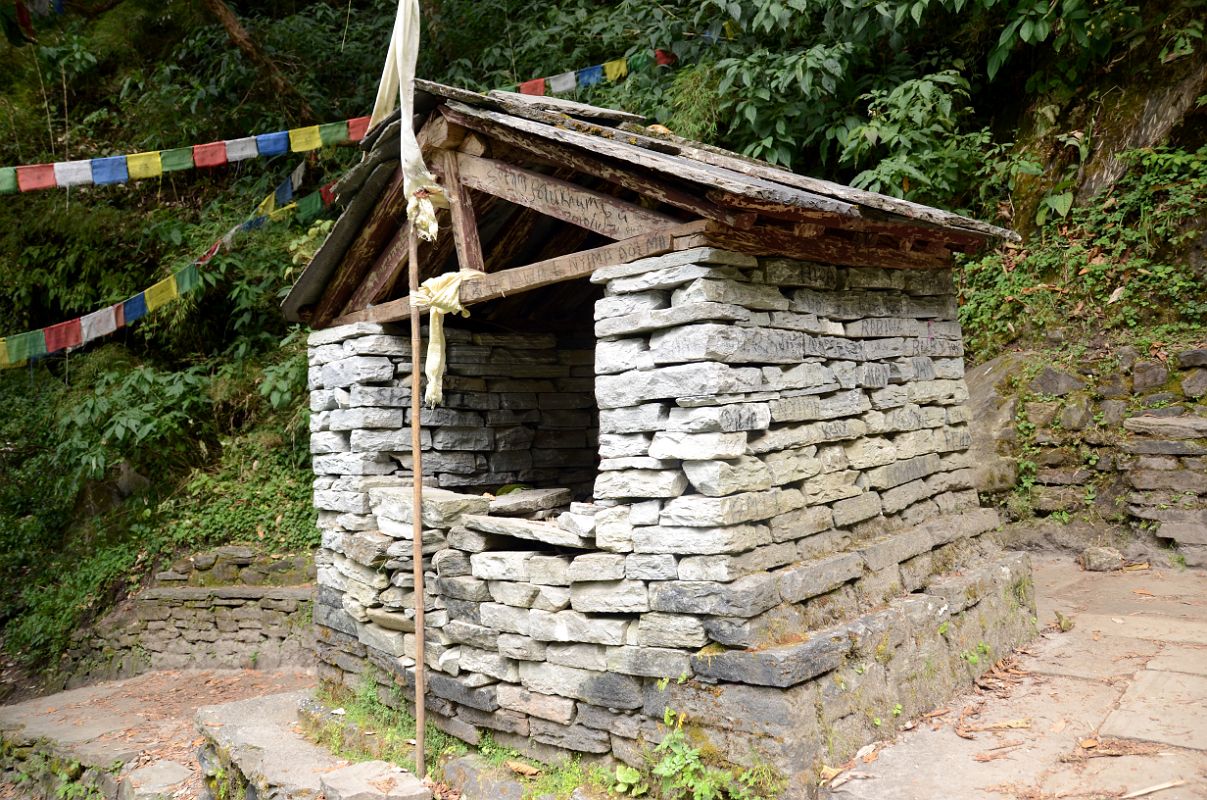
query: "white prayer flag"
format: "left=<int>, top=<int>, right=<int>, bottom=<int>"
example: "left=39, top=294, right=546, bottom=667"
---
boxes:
left=53, top=160, right=93, bottom=187
left=549, top=71, right=577, bottom=94
left=80, top=306, right=118, bottom=343
left=225, top=137, right=259, bottom=162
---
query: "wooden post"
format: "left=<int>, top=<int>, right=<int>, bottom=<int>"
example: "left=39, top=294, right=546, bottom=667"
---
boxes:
left=407, top=220, right=427, bottom=778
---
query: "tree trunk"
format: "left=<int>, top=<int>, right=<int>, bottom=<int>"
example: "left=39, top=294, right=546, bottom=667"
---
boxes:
left=199, top=0, right=316, bottom=123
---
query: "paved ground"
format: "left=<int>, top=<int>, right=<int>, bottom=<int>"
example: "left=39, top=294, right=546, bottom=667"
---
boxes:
left=0, top=668, right=315, bottom=799
left=827, top=554, right=1207, bottom=800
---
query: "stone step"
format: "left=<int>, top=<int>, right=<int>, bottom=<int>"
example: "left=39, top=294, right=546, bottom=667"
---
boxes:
left=195, top=689, right=423, bottom=800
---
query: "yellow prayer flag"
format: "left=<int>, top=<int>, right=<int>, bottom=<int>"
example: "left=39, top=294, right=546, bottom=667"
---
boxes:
left=145, top=276, right=178, bottom=311
left=0, top=338, right=8, bottom=368
left=269, top=203, right=297, bottom=223
left=127, top=151, right=163, bottom=180
left=289, top=126, right=323, bottom=152
left=256, top=192, right=276, bottom=217
left=603, top=59, right=629, bottom=82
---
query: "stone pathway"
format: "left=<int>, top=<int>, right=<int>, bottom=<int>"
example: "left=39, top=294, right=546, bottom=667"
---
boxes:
left=826, top=554, right=1207, bottom=799
left=0, top=668, right=314, bottom=799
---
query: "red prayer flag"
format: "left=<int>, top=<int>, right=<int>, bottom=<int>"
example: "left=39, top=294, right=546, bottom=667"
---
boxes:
left=655, top=48, right=677, bottom=66
left=197, top=239, right=222, bottom=264
left=193, top=141, right=228, bottom=168
left=320, top=181, right=337, bottom=206
left=16, top=164, right=56, bottom=192
left=347, top=116, right=372, bottom=142
left=114, top=302, right=126, bottom=329
left=519, top=78, right=546, bottom=96
left=44, top=318, right=82, bottom=353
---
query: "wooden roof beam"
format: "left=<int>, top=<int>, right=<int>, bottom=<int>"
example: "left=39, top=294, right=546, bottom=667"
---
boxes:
left=332, top=223, right=702, bottom=327
left=452, top=151, right=678, bottom=240
left=699, top=221, right=953, bottom=270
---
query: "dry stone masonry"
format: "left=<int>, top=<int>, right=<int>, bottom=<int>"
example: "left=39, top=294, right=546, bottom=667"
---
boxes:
left=308, top=248, right=1036, bottom=797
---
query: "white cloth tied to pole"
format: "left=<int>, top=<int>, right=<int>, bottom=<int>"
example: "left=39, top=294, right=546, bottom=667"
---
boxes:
left=410, top=270, right=482, bottom=407
left=371, top=0, right=444, bottom=242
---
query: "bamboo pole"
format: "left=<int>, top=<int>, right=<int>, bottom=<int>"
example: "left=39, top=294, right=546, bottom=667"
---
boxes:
left=407, top=220, right=427, bottom=778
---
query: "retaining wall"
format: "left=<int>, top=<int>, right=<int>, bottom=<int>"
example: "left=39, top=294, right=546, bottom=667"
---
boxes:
left=54, top=586, right=315, bottom=689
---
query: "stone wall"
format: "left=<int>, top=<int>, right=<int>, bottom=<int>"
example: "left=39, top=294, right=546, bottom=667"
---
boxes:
left=307, top=247, right=1036, bottom=797
left=54, top=586, right=314, bottom=689
left=970, top=349, right=1207, bottom=566
left=308, top=325, right=597, bottom=499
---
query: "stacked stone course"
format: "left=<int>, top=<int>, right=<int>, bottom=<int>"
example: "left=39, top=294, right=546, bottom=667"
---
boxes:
left=55, top=586, right=314, bottom=688
left=309, top=248, right=1036, bottom=797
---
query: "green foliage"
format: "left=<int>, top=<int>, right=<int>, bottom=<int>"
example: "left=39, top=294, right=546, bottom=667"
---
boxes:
left=418, top=0, right=1203, bottom=213
left=959, top=144, right=1207, bottom=361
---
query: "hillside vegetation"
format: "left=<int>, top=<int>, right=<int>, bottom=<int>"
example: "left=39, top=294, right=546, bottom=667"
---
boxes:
left=0, top=0, right=1203, bottom=671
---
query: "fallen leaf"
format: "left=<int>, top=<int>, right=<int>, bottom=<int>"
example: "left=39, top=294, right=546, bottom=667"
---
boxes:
left=1123, top=563, right=1150, bottom=572
left=1080, top=738, right=1099, bottom=749
left=1112, top=618, right=1125, bottom=624
left=861, top=750, right=880, bottom=764
left=1050, top=719, right=1068, bottom=734
left=1107, top=286, right=1126, bottom=304
left=505, top=761, right=540, bottom=777
left=819, top=764, right=844, bottom=784
left=1132, top=589, right=1155, bottom=597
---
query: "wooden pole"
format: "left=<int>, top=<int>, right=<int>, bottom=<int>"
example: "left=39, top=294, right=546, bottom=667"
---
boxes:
left=407, top=220, right=427, bottom=778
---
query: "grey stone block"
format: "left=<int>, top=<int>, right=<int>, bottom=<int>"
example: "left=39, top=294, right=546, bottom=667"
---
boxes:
left=649, top=574, right=780, bottom=618
left=690, top=632, right=850, bottom=687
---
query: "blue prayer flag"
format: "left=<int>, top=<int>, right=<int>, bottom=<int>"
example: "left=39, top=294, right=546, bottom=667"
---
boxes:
left=256, top=131, right=290, bottom=157
left=240, top=215, right=268, bottom=232
left=274, top=178, right=293, bottom=207
left=123, top=293, right=148, bottom=324
left=91, top=156, right=129, bottom=185
left=577, top=65, right=604, bottom=86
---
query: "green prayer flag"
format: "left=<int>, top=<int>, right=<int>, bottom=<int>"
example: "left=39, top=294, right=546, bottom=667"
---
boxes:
left=6, top=330, right=46, bottom=362
left=174, top=263, right=201, bottom=295
left=296, top=191, right=324, bottom=223
left=319, top=121, right=349, bottom=146
left=160, top=147, right=194, bottom=173
left=0, top=167, right=16, bottom=195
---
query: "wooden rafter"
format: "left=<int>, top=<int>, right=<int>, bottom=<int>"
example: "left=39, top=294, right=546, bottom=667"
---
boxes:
left=331, top=224, right=703, bottom=327
left=439, top=106, right=757, bottom=231
left=435, top=149, right=486, bottom=272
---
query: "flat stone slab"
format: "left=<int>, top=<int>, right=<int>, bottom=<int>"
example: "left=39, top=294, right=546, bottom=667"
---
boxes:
left=196, top=690, right=346, bottom=797
left=461, top=514, right=593, bottom=548
left=119, top=760, right=192, bottom=799
left=1101, top=670, right=1207, bottom=751
left=488, top=488, right=572, bottom=516
left=321, top=760, right=430, bottom=800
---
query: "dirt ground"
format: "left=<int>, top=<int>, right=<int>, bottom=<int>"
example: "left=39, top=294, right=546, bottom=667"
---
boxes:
left=824, top=553, right=1207, bottom=800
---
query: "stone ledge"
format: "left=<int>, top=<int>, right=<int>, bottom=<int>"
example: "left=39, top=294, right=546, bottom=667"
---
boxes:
left=137, top=586, right=315, bottom=601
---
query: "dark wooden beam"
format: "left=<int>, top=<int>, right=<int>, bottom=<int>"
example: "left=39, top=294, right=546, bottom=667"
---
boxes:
left=699, top=222, right=953, bottom=270
left=332, top=225, right=701, bottom=327
left=453, top=152, right=678, bottom=240
left=434, top=148, right=486, bottom=272
left=439, top=105, right=757, bottom=231
left=311, top=167, right=407, bottom=327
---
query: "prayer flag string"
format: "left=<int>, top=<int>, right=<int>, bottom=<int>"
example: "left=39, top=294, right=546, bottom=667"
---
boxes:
left=0, top=116, right=371, bottom=196
left=0, top=162, right=339, bottom=370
